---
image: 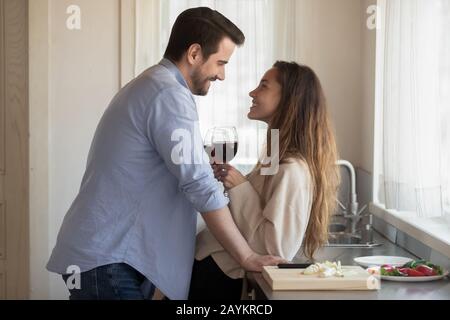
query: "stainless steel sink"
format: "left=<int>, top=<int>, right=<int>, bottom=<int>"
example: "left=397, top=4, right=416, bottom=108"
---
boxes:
left=325, top=232, right=382, bottom=248
left=328, top=223, right=346, bottom=233
left=328, top=232, right=361, bottom=244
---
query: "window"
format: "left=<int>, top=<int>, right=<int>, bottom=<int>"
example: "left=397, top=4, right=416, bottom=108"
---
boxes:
left=373, top=0, right=450, bottom=249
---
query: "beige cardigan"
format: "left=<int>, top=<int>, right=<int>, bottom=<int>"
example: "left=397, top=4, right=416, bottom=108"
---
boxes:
left=195, top=158, right=313, bottom=279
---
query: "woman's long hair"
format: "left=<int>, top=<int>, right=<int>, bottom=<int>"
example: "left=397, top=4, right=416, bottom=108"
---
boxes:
left=259, top=61, right=340, bottom=259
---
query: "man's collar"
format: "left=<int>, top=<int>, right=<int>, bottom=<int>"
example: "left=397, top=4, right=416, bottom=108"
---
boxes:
left=159, top=58, right=190, bottom=91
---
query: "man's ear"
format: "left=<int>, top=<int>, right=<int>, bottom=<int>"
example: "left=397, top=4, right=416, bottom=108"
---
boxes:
left=186, top=43, right=203, bottom=66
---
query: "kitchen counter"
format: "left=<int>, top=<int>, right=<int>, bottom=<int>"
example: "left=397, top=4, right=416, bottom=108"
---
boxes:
left=246, top=232, right=450, bottom=300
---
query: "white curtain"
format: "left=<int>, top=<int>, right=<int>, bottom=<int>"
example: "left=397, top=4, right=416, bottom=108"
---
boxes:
left=135, top=0, right=300, bottom=171
left=376, top=0, right=450, bottom=219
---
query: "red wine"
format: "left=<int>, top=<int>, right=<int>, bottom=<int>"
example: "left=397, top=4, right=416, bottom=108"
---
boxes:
left=213, top=141, right=238, bottom=164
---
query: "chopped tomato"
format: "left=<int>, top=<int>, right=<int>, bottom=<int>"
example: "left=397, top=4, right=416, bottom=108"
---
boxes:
left=398, top=267, right=425, bottom=277
left=415, top=265, right=437, bottom=276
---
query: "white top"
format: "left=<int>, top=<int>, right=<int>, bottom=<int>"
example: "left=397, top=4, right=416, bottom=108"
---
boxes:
left=196, top=158, right=313, bottom=279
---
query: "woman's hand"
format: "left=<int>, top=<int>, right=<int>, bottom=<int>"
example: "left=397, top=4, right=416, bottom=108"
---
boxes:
left=213, top=164, right=247, bottom=190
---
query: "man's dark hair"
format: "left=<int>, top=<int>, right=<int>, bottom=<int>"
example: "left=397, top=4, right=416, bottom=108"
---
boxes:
left=164, top=7, right=245, bottom=62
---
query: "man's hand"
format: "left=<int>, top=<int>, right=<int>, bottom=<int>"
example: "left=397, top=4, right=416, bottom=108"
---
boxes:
left=241, top=252, right=288, bottom=272
left=213, top=164, right=247, bottom=190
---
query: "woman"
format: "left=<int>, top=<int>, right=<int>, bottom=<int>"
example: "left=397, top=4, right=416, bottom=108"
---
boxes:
left=189, top=61, right=340, bottom=300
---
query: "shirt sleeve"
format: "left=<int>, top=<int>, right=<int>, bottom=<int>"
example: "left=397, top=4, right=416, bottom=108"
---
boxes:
left=227, top=164, right=312, bottom=260
left=146, top=86, right=228, bottom=213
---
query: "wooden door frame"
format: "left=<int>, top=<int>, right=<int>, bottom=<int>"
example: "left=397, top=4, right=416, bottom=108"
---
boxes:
left=0, top=0, right=30, bottom=300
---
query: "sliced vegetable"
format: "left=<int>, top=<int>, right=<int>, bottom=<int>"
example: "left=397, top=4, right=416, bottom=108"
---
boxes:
left=381, top=266, right=406, bottom=276
left=424, top=263, right=444, bottom=275
left=398, top=268, right=425, bottom=277
left=415, top=265, right=437, bottom=276
left=378, top=260, right=446, bottom=278
left=401, top=260, right=444, bottom=276
left=402, top=259, right=427, bottom=269
left=391, top=268, right=407, bottom=277
left=303, top=261, right=344, bottom=278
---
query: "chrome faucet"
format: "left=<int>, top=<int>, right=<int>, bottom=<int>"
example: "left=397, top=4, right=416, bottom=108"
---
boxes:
left=336, top=160, right=368, bottom=235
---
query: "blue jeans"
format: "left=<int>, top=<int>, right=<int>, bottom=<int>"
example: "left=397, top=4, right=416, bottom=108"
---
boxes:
left=62, top=263, right=155, bottom=300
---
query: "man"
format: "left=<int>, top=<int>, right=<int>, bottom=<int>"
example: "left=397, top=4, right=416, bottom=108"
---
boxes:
left=47, top=7, right=284, bottom=300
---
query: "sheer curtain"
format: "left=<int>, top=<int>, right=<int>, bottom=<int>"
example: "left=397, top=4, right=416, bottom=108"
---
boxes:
left=135, top=0, right=299, bottom=172
left=375, top=0, right=450, bottom=220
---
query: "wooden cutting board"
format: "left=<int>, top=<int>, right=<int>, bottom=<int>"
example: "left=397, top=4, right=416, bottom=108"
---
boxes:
left=262, top=266, right=380, bottom=291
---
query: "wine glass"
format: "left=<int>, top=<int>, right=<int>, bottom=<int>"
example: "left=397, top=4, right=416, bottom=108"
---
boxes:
left=212, top=126, right=239, bottom=197
left=212, top=127, right=239, bottom=164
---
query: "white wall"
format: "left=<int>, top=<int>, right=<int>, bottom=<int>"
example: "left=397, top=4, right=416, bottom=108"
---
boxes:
left=290, top=0, right=363, bottom=169
left=30, top=0, right=120, bottom=299
left=288, top=0, right=376, bottom=172
left=29, top=0, right=377, bottom=299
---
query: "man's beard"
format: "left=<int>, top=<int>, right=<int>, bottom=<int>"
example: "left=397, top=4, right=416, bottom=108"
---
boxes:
left=191, top=68, right=213, bottom=96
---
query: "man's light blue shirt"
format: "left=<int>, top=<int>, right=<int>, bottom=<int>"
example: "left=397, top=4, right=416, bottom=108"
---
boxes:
left=46, top=59, right=229, bottom=300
